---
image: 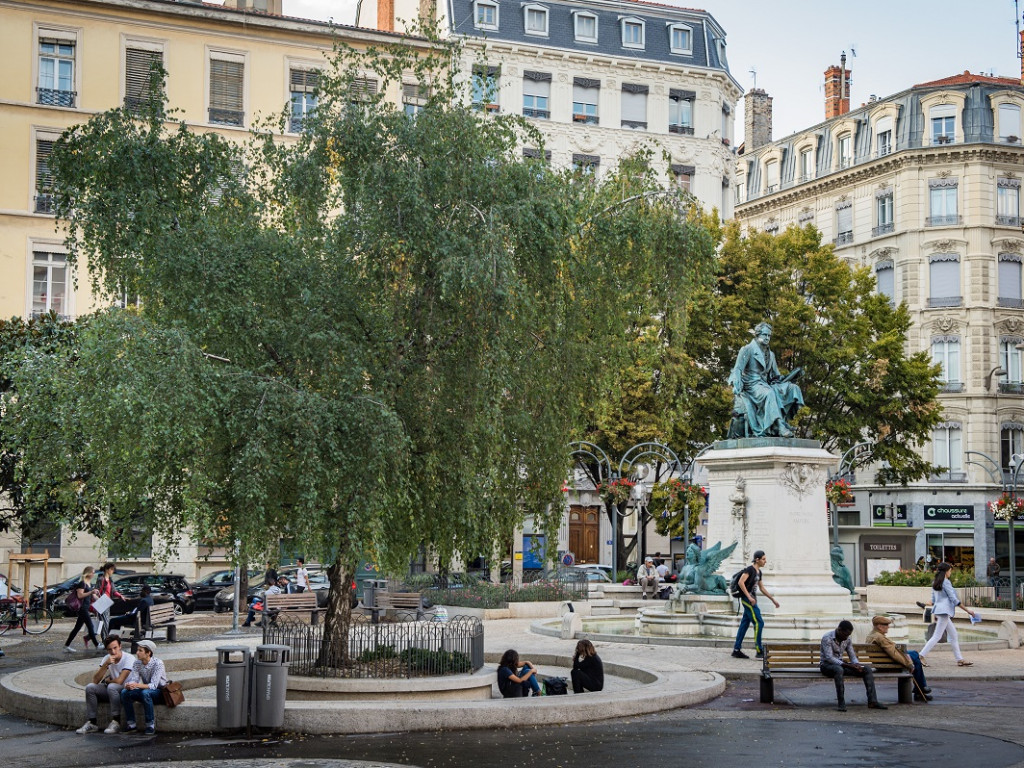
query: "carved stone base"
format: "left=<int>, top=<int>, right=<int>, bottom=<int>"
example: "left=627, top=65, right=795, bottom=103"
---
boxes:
left=701, top=441, right=853, bottom=617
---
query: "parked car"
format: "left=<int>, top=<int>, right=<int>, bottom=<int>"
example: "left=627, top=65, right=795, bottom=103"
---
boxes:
left=571, top=564, right=613, bottom=582
left=109, top=573, right=195, bottom=615
left=192, top=569, right=261, bottom=611
left=213, top=567, right=358, bottom=613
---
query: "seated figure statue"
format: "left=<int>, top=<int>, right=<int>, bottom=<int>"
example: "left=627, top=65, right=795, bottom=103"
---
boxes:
left=727, top=321, right=804, bottom=439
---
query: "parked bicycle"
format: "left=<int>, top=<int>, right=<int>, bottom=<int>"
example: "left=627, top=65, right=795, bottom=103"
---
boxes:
left=0, top=596, right=54, bottom=635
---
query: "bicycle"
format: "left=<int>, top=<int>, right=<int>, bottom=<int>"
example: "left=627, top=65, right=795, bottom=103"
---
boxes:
left=0, top=597, right=54, bottom=635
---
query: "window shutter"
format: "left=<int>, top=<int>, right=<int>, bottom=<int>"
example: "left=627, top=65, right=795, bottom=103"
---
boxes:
left=350, top=77, right=378, bottom=99
left=875, top=262, right=894, bottom=299
left=125, top=47, right=162, bottom=106
left=929, top=258, right=960, bottom=298
left=290, top=68, right=319, bottom=92
left=836, top=204, right=852, bottom=233
left=522, top=78, right=549, bottom=98
left=36, top=139, right=54, bottom=190
left=999, top=255, right=1023, bottom=300
left=210, top=58, right=244, bottom=112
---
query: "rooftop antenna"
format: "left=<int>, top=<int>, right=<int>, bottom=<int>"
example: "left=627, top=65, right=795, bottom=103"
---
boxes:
left=749, top=67, right=757, bottom=89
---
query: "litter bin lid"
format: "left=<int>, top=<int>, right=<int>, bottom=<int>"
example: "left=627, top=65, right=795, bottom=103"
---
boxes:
left=255, top=644, right=291, bottom=652
left=216, top=645, right=251, bottom=653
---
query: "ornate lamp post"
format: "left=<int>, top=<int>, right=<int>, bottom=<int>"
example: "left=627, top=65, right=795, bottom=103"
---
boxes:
left=828, top=441, right=874, bottom=550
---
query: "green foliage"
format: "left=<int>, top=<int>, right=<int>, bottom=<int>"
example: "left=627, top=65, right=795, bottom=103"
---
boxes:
left=873, top=569, right=978, bottom=587
left=398, top=646, right=472, bottom=674
left=422, top=576, right=584, bottom=608
left=356, top=644, right=398, bottom=663
left=651, top=479, right=704, bottom=539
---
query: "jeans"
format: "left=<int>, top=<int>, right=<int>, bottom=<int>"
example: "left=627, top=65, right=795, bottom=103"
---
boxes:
left=734, top=599, right=764, bottom=653
left=820, top=661, right=879, bottom=705
left=121, top=687, right=161, bottom=726
left=906, top=650, right=929, bottom=692
left=85, top=682, right=124, bottom=720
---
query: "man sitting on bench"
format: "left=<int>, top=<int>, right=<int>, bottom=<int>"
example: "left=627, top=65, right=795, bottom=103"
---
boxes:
left=819, top=620, right=887, bottom=712
left=243, top=575, right=290, bottom=627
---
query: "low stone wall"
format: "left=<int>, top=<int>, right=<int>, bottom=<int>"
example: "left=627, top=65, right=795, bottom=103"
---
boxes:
left=437, top=601, right=577, bottom=620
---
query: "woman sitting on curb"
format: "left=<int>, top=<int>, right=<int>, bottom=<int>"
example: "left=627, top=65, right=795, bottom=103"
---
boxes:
left=571, top=639, right=604, bottom=694
left=497, top=649, right=542, bottom=698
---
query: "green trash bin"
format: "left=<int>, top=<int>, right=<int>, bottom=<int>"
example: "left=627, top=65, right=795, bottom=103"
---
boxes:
left=251, top=644, right=290, bottom=729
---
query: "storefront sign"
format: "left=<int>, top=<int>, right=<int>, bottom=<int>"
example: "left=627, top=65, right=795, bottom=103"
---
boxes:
left=871, top=505, right=908, bottom=525
left=866, top=543, right=900, bottom=552
left=923, top=505, right=974, bottom=524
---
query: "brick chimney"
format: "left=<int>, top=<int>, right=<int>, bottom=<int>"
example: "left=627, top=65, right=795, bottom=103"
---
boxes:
left=744, top=88, right=773, bottom=152
left=824, top=53, right=852, bottom=120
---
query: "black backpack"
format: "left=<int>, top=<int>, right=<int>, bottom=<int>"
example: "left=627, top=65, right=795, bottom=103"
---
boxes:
left=729, top=568, right=746, bottom=598
left=544, top=676, right=568, bottom=695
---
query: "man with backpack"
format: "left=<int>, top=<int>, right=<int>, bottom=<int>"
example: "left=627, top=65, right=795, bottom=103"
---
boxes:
left=731, top=550, right=779, bottom=659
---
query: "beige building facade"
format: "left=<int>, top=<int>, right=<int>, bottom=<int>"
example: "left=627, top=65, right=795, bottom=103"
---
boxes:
left=734, top=70, right=1024, bottom=584
left=0, top=0, right=421, bottom=580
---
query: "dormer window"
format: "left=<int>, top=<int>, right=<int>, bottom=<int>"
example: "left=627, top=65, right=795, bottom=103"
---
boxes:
left=620, top=17, right=644, bottom=49
left=523, top=4, right=548, bottom=36
left=573, top=11, right=598, bottom=43
left=668, top=23, right=692, bottom=55
left=931, top=104, right=956, bottom=145
left=474, top=0, right=498, bottom=30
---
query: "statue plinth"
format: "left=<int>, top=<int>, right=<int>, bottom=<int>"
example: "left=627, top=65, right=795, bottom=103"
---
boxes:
left=702, top=440, right=853, bottom=616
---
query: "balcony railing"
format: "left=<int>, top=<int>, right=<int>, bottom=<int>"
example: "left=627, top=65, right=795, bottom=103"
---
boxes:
left=33, top=194, right=54, bottom=214
left=939, top=382, right=965, bottom=393
left=999, top=382, right=1024, bottom=394
left=834, top=231, right=854, bottom=246
left=621, top=120, right=647, bottom=130
left=209, top=107, right=244, bottom=126
left=876, top=146, right=892, bottom=158
left=871, top=222, right=895, bottom=237
left=998, top=297, right=1024, bottom=309
left=996, top=215, right=1022, bottom=227
left=926, top=296, right=962, bottom=308
left=668, top=124, right=694, bottom=135
left=929, top=471, right=967, bottom=483
left=926, top=214, right=962, bottom=226
left=932, top=135, right=954, bottom=145
left=572, top=114, right=598, bottom=124
left=37, top=87, right=75, bottom=108
left=523, top=107, right=550, bottom=119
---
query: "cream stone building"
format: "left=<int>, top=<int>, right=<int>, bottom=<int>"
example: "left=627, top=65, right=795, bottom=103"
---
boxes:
left=0, top=0, right=423, bottom=580
left=734, top=69, right=1024, bottom=585
left=358, top=0, right=741, bottom=220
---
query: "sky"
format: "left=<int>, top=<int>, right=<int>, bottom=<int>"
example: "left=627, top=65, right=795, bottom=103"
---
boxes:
left=264, top=0, right=1021, bottom=139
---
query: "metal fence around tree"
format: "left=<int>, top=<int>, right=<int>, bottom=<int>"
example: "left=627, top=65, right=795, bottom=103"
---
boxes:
left=262, top=613, right=484, bottom=679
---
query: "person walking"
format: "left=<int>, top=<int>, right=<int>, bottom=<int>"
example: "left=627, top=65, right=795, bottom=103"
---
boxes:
left=919, top=562, right=977, bottom=666
left=95, top=562, right=126, bottom=638
left=64, top=566, right=100, bottom=653
left=570, top=639, right=604, bottom=694
left=731, top=550, right=780, bottom=659
left=295, top=558, right=310, bottom=594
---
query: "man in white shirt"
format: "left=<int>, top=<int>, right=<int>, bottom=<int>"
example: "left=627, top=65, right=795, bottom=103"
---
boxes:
left=77, top=635, right=136, bottom=734
left=295, top=558, right=310, bottom=593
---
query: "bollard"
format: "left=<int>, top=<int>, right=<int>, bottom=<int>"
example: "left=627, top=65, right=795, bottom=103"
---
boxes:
left=215, top=646, right=250, bottom=729
left=251, top=644, right=291, bottom=729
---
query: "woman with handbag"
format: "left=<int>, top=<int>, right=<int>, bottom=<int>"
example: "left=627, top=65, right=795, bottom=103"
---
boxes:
left=64, top=566, right=100, bottom=653
left=918, top=561, right=977, bottom=666
left=95, top=562, right=126, bottom=637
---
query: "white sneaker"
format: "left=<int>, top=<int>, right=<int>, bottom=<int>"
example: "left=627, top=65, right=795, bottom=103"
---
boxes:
left=103, top=721, right=121, bottom=734
left=63, top=645, right=78, bottom=653
left=76, top=722, right=99, bottom=734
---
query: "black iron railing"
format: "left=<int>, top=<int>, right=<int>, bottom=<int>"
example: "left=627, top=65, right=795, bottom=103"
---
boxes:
left=37, top=87, right=75, bottom=107
left=961, top=580, right=1024, bottom=610
left=263, top=613, right=483, bottom=678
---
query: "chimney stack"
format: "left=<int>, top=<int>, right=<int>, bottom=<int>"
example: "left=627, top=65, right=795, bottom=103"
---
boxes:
left=824, top=53, right=852, bottom=120
left=744, top=88, right=773, bottom=152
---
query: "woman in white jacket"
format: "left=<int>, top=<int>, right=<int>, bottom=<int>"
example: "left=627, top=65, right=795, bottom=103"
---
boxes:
left=919, top=562, right=977, bottom=666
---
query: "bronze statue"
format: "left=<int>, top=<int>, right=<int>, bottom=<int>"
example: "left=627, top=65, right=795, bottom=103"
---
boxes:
left=727, top=321, right=804, bottom=438
left=830, top=545, right=855, bottom=593
left=676, top=540, right=738, bottom=594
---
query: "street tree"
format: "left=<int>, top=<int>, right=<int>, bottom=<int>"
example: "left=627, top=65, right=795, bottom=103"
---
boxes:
left=4, top=34, right=717, bottom=650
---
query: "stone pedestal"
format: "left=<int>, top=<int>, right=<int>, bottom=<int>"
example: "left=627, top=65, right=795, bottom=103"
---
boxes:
left=701, top=439, right=852, bottom=617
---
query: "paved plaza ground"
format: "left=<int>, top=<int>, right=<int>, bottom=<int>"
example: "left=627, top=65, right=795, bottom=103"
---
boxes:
left=1, top=612, right=1022, bottom=768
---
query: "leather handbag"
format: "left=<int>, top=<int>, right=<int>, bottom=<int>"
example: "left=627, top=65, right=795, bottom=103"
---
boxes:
left=160, top=681, right=185, bottom=707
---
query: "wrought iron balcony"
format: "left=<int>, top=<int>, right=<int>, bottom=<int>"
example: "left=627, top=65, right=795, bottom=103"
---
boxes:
left=998, top=297, right=1024, bottom=309
left=871, top=222, right=895, bottom=237
left=926, top=214, right=962, bottom=226
left=621, top=120, right=646, bottom=130
left=523, top=107, right=550, bottom=119
left=209, top=107, right=244, bottom=126
left=668, top=124, right=694, bottom=135
left=999, top=381, right=1024, bottom=394
left=939, top=382, right=965, bottom=393
left=37, top=87, right=75, bottom=108
left=834, top=231, right=854, bottom=246
left=996, top=214, right=1022, bottom=227
left=926, top=296, right=962, bottom=308
left=572, top=114, right=598, bottom=124
left=928, top=471, right=967, bottom=483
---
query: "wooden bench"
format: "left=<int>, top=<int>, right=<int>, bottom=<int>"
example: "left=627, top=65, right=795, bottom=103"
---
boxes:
left=127, top=603, right=178, bottom=650
left=263, top=591, right=322, bottom=625
left=760, top=642, right=914, bottom=704
left=371, top=591, right=425, bottom=622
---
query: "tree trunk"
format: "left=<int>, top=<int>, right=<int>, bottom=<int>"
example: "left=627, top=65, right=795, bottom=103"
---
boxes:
left=317, top=555, right=354, bottom=670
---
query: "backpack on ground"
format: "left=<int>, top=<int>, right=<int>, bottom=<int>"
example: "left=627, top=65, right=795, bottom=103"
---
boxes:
left=544, top=676, right=568, bottom=696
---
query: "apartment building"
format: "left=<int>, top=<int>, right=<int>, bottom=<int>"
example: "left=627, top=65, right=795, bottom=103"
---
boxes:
left=734, top=66, right=1024, bottom=584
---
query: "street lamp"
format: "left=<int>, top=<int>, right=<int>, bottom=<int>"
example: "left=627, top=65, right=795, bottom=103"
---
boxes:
left=829, top=441, right=874, bottom=550
left=965, top=450, right=1019, bottom=612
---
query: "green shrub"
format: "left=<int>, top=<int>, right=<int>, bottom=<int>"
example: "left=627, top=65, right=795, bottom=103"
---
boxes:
left=873, top=568, right=978, bottom=588
left=399, top=647, right=471, bottom=674
left=356, top=645, right=398, bottom=663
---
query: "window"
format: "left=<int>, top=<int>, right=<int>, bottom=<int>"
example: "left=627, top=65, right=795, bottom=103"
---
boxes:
left=997, top=178, right=1021, bottom=226
left=874, top=189, right=894, bottom=236
left=572, top=154, right=599, bottom=175
left=31, top=249, right=68, bottom=318
left=34, top=137, right=55, bottom=214
left=474, top=0, right=498, bottom=29
left=522, top=71, right=550, bottom=119
left=523, top=5, right=548, bottom=36
left=108, top=526, right=153, bottom=559
left=472, top=66, right=500, bottom=113
left=875, top=116, right=892, bottom=157
left=621, top=18, right=644, bottom=49
left=834, top=201, right=852, bottom=245
left=1001, top=338, right=1024, bottom=389
left=289, top=68, right=319, bottom=131
left=928, top=179, right=958, bottom=226
left=931, top=104, right=956, bottom=144
left=523, top=148, right=551, bottom=162
left=1002, top=424, right=1024, bottom=471
left=837, top=134, right=852, bottom=168
left=763, top=160, right=779, bottom=193
left=999, top=254, right=1023, bottom=308
left=37, top=33, right=76, bottom=107
left=349, top=77, right=378, bottom=104
left=21, top=517, right=61, bottom=558
left=208, top=52, right=245, bottom=126
left=928, top=253, right=961, bottom=307
left=403, top=81, right=428, bottom=117
left=572, top=78, right=599, bottom=125
left=999, top=103, right=1021, bottom=142
left=671, top=164, right=693, bottom=191
left=932, top=423, right=963, bottom=476
left=668, top=24, right=692, bottom=54
left=621, top=84, right=647, bottom=129
left=875, top=260, right=894, bottom=301
left=573, top=12, right=597, bottom=43
left=124, top=45, right=163, bottom=112
left=931, top=336, right=961, bottom=385
left=668, top=89, right=694, bottom=134
left=799, top=148, right=814, bottom=182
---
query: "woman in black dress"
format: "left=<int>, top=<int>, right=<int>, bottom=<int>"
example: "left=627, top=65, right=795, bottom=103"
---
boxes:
left=64, top=566, right=99, bottom=653
left=571, top=639, right=604, bottom=693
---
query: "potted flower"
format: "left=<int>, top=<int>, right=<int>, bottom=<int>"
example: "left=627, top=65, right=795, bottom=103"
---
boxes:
left=989, top=493, right=1024, bottom=521
left=597, top=478, right=635, bottom=506
left=826, top=478, right=854, bottom=506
